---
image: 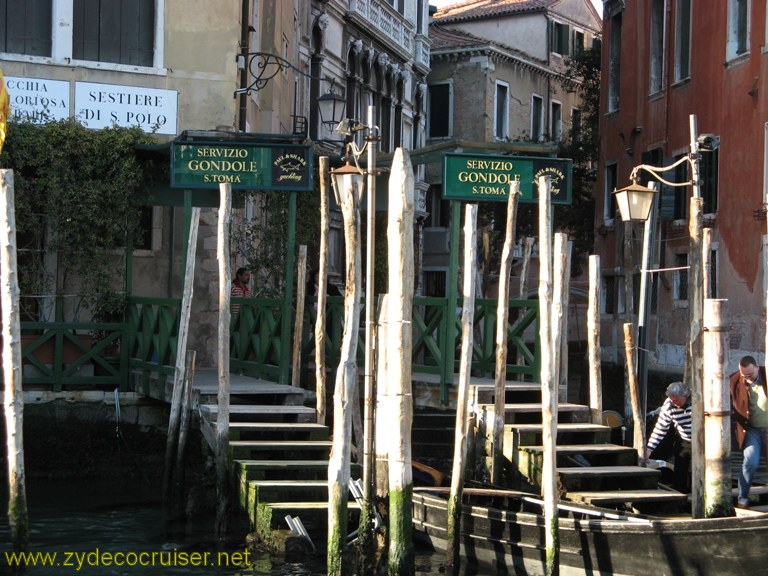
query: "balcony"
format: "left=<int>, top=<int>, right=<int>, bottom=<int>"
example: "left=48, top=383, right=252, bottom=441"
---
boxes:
left=347, top=0, right=415, bottom=61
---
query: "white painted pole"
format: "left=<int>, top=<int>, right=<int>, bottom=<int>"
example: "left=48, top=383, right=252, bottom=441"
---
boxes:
left=587, top=255, right=603, bottom=424
left=386, top=148, right=415, bottom=575
left=703, top=298, right=733, bottom=518
left=215, top=183, right=232, bottom=540
left=1, top=169, right=29, bottom=555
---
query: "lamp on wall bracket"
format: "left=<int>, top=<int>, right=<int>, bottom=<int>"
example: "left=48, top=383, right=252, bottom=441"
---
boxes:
left=317, top=80, right=346, bottom=132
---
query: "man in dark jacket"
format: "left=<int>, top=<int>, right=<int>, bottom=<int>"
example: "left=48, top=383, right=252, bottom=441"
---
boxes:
left=730, top=355, right=768, bottom=508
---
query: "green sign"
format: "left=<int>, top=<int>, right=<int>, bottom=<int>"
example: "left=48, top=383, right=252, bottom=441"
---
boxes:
left=443, top=153, right=572, bottom=204
left=171, top=142, right=313, bottom=191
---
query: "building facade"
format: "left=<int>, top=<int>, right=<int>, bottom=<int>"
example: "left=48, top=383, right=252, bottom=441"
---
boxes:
left=424, top=0, right=600, bottom=300
left=1, top=0, right=431, bottom=367
left=597, top=0, right=768, bottom=372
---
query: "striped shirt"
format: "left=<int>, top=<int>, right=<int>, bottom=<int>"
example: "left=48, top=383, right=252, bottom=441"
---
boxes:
left=646, top=398, right=692, bottom=451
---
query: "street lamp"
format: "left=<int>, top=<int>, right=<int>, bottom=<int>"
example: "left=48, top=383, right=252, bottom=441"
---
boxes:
left=613, top=178, right=658, bottom=222
left=317, top=81, right=347, bottom=133
left=329, top=145, right=364, bottom=204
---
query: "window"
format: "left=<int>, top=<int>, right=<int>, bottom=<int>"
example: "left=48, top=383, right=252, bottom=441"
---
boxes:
left=428, top=83, right=451, bottom=138
left=73, top=0, right=154, bottom=66
left=550, top=101, right=562, bottom=142
left=2, top=0, right=160, bottom=68
left=672, top=154, right=689, bottom=220
left=531, top=94, right=543, bottom=141
left=673, top=253, right=688, bottom=301
left=133, top=206, right=162, bottom=252
left=0, top=0, right=52, bottom=56
left=727, top=0, right=750, bottom=60
left=608, top=13, right=622, bottom=112
left=649, top=0, right=666, bottom=94
left=674, top=0, right=691, bottom=81
left=573, top=30, right=585, bottom=55
left=707, top=246, right=718, bottom=298
left=602, top=272, right=625, bottom=315
left=700, top=149, right=719, bottom=214
left=605, top=162, right=618, bottom=221
left=494, top=81, right=509, bottom=140
left=553, top=21, right=570, bottom=56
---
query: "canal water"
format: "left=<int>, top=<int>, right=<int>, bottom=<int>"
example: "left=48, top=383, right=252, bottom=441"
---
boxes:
left=0, top=479, right=492, bottom=576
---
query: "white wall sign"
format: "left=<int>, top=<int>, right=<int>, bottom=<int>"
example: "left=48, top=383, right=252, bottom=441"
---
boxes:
left=75, top=81, right=178, bottom=135
left=5, top=76, right=70, bottom=123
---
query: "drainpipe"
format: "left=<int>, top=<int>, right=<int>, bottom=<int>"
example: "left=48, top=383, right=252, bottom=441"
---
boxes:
left=238, top=0, right=249, bottom=132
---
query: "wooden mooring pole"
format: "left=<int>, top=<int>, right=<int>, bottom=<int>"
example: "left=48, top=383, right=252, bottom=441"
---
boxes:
left=163, top=206, right=200, bottom=512
left=327, top=156, right=363, bottom=576
left=215, top=183, right=232, bottom=541
left=703, top=298, right=733, bottom=517
left=537, top=176, right=559, bottom=576
left=291, top=245, right=307, bottom=387
left=491, top=180, right=520, bottom=485
left=623, top=323, right=645, bottom=463
left=446, top=203, right=478, bottom=575
left=587, top=255, right=603, bottom=424
left=1, top=169, right=29, bottom=557
left=386, top=148, right=415, bottom=576
left=316, top=156, right=330, bottom=426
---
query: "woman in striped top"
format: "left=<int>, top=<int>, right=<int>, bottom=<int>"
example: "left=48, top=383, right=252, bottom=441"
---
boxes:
left=645, top=381, right=692, bottom=491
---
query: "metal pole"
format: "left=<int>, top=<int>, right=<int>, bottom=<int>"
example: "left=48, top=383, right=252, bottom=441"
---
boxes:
left=637, top=183, right=657, bottom=418
left=362, top=104, right=377, bottom=506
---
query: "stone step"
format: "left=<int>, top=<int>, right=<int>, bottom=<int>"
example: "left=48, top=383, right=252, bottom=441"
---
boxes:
left=507, top=422, right=612, bottom=447
left=478, top=403, right=591, bottom=424
left=230, top=439, right=332, bottom=459
left=557, top=465, right=662, bottom=491
left=200, top=404, right=316, bottom=423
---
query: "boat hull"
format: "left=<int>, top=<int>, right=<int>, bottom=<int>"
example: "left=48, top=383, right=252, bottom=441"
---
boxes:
left=412, top=492, right=768, bottom=576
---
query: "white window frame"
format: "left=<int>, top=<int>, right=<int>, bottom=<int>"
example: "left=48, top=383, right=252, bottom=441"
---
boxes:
left=726, top=0, right=750, bottom=61
left=7, top=0, right=165, bottom=72
left=531, top=94, right=544, bottom=142
left=674, top=0, right=692, bottom=82
left=550, top=100, right=562, bottom=142
left=494, top=80, right=509, bottom=140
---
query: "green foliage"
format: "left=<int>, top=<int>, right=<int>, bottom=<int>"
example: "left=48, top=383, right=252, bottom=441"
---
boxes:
left=0, top=118, right=161, bottom=319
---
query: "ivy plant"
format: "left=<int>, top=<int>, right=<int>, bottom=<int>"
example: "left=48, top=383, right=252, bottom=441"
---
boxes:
left=0, top=118, right=161, bottom=321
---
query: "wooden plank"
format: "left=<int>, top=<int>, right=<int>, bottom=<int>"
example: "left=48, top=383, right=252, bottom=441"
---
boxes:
left=235, top=459, right=330, bottom=469
left=510, top=423, right=610, bottom=433
left=557, top=465, right=660, bottom=478
left=230, top=440, right=331, bottom=449
left=567, top=490, right=688, bottom=505
left=478, top=402, right=589, bottom=413
left=200, top=404, right=315, bottom=415
left=525, top=444, right=636, bottom=454
left=225, top=422, right=327, bottom=431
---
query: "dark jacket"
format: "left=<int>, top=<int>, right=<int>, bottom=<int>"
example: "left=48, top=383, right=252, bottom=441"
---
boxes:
left=730, top=366, right=768, bottom=449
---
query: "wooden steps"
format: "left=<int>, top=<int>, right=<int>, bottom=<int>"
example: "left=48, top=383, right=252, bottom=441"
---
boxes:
left=566, top=489, right=689, bottom=506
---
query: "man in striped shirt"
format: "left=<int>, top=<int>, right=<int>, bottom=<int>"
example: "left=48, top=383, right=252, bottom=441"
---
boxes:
left=645, top=381, right=692, bottom=492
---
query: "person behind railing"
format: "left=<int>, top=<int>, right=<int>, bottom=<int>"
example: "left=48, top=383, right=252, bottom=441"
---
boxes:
left=644, top=381, right=692, bottom=492
left=230, top=267, right=252, bottom=317
left=730, top=355, right=768, bottom=509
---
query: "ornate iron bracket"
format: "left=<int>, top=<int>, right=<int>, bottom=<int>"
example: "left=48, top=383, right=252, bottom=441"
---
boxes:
left=236, top=52, right=315, bottom=96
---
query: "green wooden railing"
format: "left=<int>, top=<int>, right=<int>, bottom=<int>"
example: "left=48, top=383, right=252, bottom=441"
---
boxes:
left=12, top=295, right=539, bottom=402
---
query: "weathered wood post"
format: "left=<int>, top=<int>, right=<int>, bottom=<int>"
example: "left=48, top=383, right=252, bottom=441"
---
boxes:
left=215, top=183, right=232, bottom=540
left=703, top=298, right=733, bottom=517
left=519, top=236, right=534, bottom=299
left=164, top=206, right=200, bottom=510
left=173, top=349, right=197, bottom=514
left=386, top=148, right=415, bottom=576
left=327, top=156, right=363, bottom=576
left=537, top=176, right=559, bottom=575
left=587, top=255, right=603, bottom=424
left=1, top=169, right=29, bottom=557
left=554, top=237, right=571, bottom=403
left=291, top=245, right=307, bottom=387
left=375, top=294, right=390, bottom=498
left=491, top=180, right=520, bottom=484
left=446, top=203, right=478, bottom=574
left=623, top=323, right=645, bottom=462
left=688, top=195, right=705, bottom=518
left=316, top=156, right=330, bottom=425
